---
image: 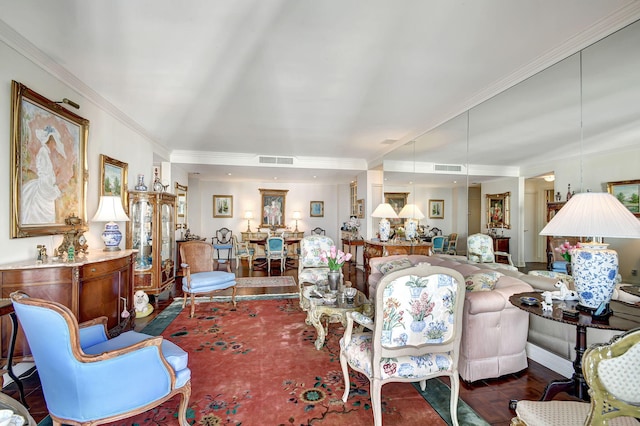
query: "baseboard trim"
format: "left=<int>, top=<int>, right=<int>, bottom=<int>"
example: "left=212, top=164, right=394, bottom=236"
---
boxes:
left=526, top=343, right=573, bottom=379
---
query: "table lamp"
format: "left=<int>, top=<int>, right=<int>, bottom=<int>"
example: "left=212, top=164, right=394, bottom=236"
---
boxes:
left=244, top=210, right=253, bottom=232
left=371, top=203, right=399, bottom=242
left=398, top=204, right=425, bottom=240
left=92, top=196, right=130, bottom=251
left=292, top=211, right=301, bottom=232
left=540, top=192, right=640, bottom=315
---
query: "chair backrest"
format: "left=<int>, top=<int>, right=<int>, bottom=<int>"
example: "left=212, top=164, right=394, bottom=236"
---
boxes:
left=310, top=227, right=326, bottom=236
left=467, top=233, right=495, bottom=263
left=180, top=240, right=214, bottom=273
left=373, top=264, right=465, bottom=371
left=432, top=236, right=446, bottom=251
left=266, top=236, right=285, bottom=254
left=232, top=235, right=250, bottom=255
left=448, top=233, right=458, bottom=247
left=213, top=227, right=233, bottom=245
left=583, top=328, right=640, bottom=424
left=299, top=235, right=334, bottom=268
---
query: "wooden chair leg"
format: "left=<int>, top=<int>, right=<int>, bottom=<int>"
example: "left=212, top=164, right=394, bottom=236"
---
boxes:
left=231, top=286, right=237, bottom=307
left=189, top=293, right=195, bottom=318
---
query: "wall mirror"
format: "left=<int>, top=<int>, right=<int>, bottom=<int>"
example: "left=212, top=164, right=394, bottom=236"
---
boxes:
left=175, top=183, right=188, bottom=230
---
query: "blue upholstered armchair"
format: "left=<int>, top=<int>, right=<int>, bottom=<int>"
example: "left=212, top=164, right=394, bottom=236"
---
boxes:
left=10, top=291, right=191, bottom=426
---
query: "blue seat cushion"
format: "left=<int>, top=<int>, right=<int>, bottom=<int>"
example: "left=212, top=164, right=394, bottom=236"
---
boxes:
left=84, top=331, right=189, bottom=373
left=551, top=260, right=569, bottom=273
left=213, top=244, right=233, bottom=250
left=183, top=271, right=236, bottom=292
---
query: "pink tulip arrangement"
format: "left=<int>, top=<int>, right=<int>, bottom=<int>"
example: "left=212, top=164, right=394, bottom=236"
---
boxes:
left=555, top=241, right=581, bottom=262
left=320, top=245, right=353, bottom=271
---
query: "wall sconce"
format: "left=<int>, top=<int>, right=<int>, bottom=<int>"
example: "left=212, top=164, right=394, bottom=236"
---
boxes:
left=292, top=211, right=301, bottom=232
left=371, top=203, right=398, bottom=242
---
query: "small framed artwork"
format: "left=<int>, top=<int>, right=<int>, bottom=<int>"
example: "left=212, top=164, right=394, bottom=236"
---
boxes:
left=213, top=195, right=233, bottom=218
left=607, top=179, right=640, bottom=217
left=486, top=192, right=511, bottom=228
left=260, top=188, right=289, bottom=226
left=356, top=199, right=364, bottom=219
left=310, top=201, right=324, bottom=217
left=99, top=154, right=128, bottom=208
left=175, top=183, right=188, bottom=229
left=10, top=81, right=89, bottom=238
left=429, top=199, right=445, bottom=219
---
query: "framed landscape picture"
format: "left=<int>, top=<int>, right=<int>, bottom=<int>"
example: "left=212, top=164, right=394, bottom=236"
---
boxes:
left=310, top=201, right=324, bottom=217
left=10, top=81, right=89, bottom=238
left=429, top=199, right=444, bottom=219
left=100, top=154, right=128, bottom=208
left=607, top=179, right=640, bottom=217
left=213, top=195, right=233, bottom=218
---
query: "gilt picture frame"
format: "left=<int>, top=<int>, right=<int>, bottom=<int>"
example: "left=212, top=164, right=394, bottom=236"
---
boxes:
left=99, top=154, right=128, bottom=208
left=486, top=192, right=511, bottom=229
left=429, top=199, right=445, bottom=219
left=310, top=201, right=324, bottom=218
left=260, top=188, right=288, bottom=226
left=175, top=183, right=188, bottom=229
left=607, top=179, right=640, bottom=217
left=385, top=192, right=408, bottom=226
left=213, top=195, right=233, bottom=218
left=10, top=81, right=89, bottom=238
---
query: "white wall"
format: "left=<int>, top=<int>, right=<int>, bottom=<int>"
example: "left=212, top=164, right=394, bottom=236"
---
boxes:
left=0, top=40, right=156, bottom=263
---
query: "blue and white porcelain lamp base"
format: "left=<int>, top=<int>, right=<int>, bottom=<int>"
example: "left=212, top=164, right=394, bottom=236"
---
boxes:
left=101, top=222, right=123, bottom=251
left=572, top=242, right=618, bottom=314
left=379, top=218, right=391, bottom=242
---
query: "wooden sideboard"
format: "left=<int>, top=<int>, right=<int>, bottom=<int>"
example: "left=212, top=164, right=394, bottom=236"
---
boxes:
left=493, top=236, right=511, bottom=264
left=0, top=250, right=135, bottom=359
left=363, top=240, right=432, bottom=281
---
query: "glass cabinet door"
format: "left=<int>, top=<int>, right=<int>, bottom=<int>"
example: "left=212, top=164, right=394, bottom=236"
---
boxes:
left=131, top=197, right=154, bottom=271
left=160, top=200, right=174, bottom=270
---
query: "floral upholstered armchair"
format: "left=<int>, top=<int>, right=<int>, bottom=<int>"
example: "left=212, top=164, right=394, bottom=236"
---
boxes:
left=467, top=233, right=515, bottom=269
left=339, top=264, right=466, bottom=426
left=298, top=235, right=334, bottom=308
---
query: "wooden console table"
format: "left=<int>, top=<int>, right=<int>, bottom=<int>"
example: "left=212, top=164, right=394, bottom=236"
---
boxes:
left=363, top=240, right=432, bottom=281
left=0, top=250, right=136, bottom=361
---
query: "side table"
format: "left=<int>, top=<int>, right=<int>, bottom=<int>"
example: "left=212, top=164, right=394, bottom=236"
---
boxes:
left=509, top=291, right=640, bottom=401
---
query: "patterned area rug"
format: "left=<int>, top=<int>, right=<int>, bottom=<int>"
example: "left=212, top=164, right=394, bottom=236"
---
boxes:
left=236, top=275, right=297, bottom=288
left=40, top=299, right=488, bottom=425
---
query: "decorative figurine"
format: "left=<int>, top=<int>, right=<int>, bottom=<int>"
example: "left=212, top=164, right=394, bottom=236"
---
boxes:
left=134, top=290, right=154, bottom=318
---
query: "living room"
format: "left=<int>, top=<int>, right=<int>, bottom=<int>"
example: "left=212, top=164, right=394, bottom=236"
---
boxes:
left=2, top=2, right=640, bottom=425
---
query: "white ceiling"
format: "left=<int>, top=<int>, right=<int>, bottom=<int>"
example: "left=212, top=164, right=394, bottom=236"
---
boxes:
left=2, top=0, right=640, bottom=183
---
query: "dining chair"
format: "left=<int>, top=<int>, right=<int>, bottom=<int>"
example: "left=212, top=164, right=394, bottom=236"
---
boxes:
left=212, top=227, right=233, bottom=263
left=11, top=291, right=191, bottom=426
left=431, top=235, right=446, bottom=253
left=232, top=235, right=255, bottom=270
left=180, top=240, right=236, bottom=317
left=446, top=233, right=458, bottom=255
left=310, top=227, right=326, bottom=236
left=265, top=236, right=286, bottom=276
left=340, top=264, right=466, bottom=426
left=511, top=327, right=640, bottom=426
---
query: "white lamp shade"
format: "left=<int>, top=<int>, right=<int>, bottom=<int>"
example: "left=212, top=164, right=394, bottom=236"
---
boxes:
left=398, top=204, right=425, bottom=220
left=371, top=203, right=399, bottom=219
left=539, top=192, right=640, bottom=238
left=293, top=211, right=301, bottom=219
left=92, top=196, right=130, bottom=222
left=244, top=210, right=253, bottom=219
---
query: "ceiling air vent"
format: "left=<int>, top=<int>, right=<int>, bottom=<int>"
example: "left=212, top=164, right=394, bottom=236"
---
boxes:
left=434, top=164, right=463, bottom=172
left=259, top=156, right=294, bottom=165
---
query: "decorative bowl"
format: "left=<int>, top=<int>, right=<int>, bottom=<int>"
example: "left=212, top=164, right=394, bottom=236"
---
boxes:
left=0, top=410, right=13, bottom=426
left=344, top=287, right=357, bottom=298
left=323, top=294, right=337, bottom=304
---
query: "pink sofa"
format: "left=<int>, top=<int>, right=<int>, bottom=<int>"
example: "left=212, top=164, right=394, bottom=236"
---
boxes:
left=368, top=254, right=533, bottom=382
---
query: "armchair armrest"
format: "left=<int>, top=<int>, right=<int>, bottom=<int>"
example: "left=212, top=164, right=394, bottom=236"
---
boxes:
left=79, top=317, right=109, bottom=349
left=494, top=251, right=514, bottom=266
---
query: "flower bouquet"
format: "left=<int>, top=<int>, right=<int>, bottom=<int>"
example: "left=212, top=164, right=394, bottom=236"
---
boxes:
left=555, top=241, right=581, bottom=262
left=320, top=245, right=353, bottom=271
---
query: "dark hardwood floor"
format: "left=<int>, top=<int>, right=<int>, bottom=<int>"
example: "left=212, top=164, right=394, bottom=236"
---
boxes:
left=4, top=259, right=579, bottom=425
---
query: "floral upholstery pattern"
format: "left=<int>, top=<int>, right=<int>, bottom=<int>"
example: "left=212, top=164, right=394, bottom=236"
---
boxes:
left=375, top=258, right=415, bottom=275
left=298, top=235, right=334, bottom=309
left=467, top=233, right=495, bottom=263
left=465, top=271, right=504, bottom=292
left=340, top=264, right=466, bottom=426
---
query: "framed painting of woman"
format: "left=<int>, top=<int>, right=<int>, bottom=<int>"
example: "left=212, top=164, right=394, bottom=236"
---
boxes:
left=260, top=188, right=288, bottom=227
left=10, top=81, right=89, bottom=238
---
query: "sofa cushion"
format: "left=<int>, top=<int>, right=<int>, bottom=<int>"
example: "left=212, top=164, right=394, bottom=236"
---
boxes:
left=375, top=258, right=415, bottom=275
left=465, top=271, right=504, bottom=292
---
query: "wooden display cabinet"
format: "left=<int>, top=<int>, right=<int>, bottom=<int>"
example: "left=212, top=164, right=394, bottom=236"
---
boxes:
left=127, top=191, right=176, bottom=297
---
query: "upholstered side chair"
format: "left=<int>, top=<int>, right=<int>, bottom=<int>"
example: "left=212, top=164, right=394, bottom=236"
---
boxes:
left=265, top=236, right=286, bottom=275
left=467, top=233, right=515, bottom=268
left=298, top=235, right=334, bottom=309
left=232, top=235, right=255, bottom=270
left=431, top=235, right=446, bottom=253
left=11, top=291, right=191, bottom=426
left=310, top=227, right=326, bottom=235
left=511, top=327, right=640, bottom=426
left=340, top=264, right=466, bottom=426
left=447, top=233, right=458, bottom=255
left=180, top=240, right=236, bottom=317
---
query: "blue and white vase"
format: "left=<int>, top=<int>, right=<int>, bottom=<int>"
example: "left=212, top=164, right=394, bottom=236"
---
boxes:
left=572, top=243, right=618, bottom=310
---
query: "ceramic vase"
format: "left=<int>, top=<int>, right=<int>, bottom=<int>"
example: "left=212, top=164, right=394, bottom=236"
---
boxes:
left=572, top=243, right=618, bottom=310
left=327, top=270, right=341, bottom=292
left=379, top=218, right=391, bottom=241
left=135, top=174, right=148, bottom=191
